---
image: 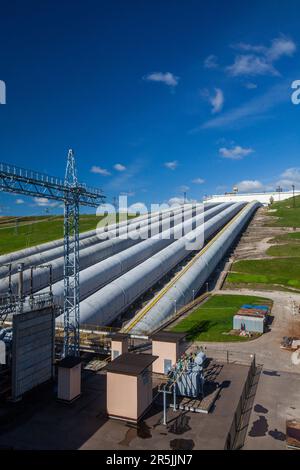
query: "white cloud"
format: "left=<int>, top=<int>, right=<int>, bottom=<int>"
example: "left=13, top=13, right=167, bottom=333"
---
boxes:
left=244, top=82, right=258, bottom=89
left=204, top=54, right=219, bottom=69
left=33, top=197, right=58, bottom=208
left=168, top=196, right=197, bottom=206
left=210, top=88, right=224, bottom=114
left=179, top=185, right=190, bottom=193
left=90, top=165, right=111, bottom=176
left=164, top=161, right=178, bottom=170
left=219, top=145, right=254, bottom=160
left=277, top=167, right=300, bottom=189
left=227, top=55, right=279, bottom=77
left=227, top=36, right=296, bottom=77
left=192, top=178, right=205, bottom=184
left=114, top=163, right=126, bottom=172
left=267, top=37, right=297, bottom=61
left=15, top=199, right=24, bottom=204
left=200, top=81, right=288, bottom=130
left=235, top=180, right=264, bottom=192
left=144, top=72, right=179, bottom=87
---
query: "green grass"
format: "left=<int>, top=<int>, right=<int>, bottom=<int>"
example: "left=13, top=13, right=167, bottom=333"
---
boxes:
left=266, top=195, right=300, bottom=228
left=266, top=244, right=300, bottom=257
left=227, top=258, right=300, bottom=290
left=171, top=294, right=272, bottom=342
left=0, top=213, right=136, bottom=255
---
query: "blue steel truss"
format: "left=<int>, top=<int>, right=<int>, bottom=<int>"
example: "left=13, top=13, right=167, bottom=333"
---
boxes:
left=0, top=151, right=105, bottom=356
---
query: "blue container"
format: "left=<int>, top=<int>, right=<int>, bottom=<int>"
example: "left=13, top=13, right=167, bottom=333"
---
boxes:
left=241, top=304, right=269, bottom=312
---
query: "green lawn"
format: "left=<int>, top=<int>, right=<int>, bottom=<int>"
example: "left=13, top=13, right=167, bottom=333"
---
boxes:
left=227, top=258, right=300, bottom=290
left=266, top=195, right=300, bottom=228
left=266, top=244, right=300, bottom=257
left=171, top=294, right=272, bottom=342
left=0, top=213, right=136, bottom=255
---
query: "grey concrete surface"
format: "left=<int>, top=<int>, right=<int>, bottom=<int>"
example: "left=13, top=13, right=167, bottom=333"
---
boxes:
left=0, top=362, right=249, bottom=450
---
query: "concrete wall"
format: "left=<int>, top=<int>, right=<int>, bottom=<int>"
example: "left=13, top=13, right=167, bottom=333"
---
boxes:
left=12, top=306, right=55, bottom=400
left=204, top=191, right=300, bottom=206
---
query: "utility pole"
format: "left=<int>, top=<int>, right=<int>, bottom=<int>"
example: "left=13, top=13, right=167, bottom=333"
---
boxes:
left=292, top=184, right=296, bottom=208
left=276, top=185, right=282, bottom=201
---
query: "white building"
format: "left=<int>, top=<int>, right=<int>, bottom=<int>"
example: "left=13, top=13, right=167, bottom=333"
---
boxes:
left=204, top=190, right=300, bottom=206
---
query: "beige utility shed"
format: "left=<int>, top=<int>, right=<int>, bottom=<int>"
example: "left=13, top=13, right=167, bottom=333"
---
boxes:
left=151, top=331, right=187, bottom=375
left=110, top=333, right=129, bottom=361
left=57, top=356, right=81, bottom=402
left=105, top=353, right=158, bottom=423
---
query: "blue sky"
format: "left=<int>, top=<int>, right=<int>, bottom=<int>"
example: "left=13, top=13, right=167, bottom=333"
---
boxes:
left=0, top=0, right=300, bottom=215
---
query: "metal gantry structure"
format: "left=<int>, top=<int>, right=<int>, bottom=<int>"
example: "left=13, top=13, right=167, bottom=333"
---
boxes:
left=0, top=150, right=105, bottom=356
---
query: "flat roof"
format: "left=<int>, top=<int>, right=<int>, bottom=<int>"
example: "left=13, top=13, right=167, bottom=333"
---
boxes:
left=105, top=353, right=158, bottom=376
left=151, top=331, right=186, bottom=343
left=58, top=356, right=81, bottom=369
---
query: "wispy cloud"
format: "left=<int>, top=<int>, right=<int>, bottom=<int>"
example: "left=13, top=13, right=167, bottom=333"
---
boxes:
left=106, top=159, right=145, bottom=192
left=143, top=72, right=179, bottom=87
left=244, top=82, right=258, bottom=90
left=277, top=167, right=300, bottom=189
left=227, top=36, right=296, bottom=77
left=168, top=196, right=197, bottom=206
left=179, top=185, right=190, bottom=193
left=192, top=178, right=205, bottom=184
left=200, top=81, right=288, bottom=130
left=201, top=88, right=224, bottom=114
left=33, top=197, right=59, bottom=208
left=15, top=198, right=24, bottom=204
left=90, top=165, right=111, bottom=176
left=211, top=88, right=224, bottom=114
left=234, top=167, right=300, bottom=194
left=204, top=54, right=219, bottom=69
left=235, top=180, right=264, bottom=192
left=114, top=163, right=126, bottom=172
left=164, top=160, right=178, bottom=170
left=219, top=145, right=254, bottom=160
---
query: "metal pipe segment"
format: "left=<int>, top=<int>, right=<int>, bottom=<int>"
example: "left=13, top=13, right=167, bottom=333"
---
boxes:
left=75, top=202, right=246, bottom=326
left=37, top=202, right=231, bottom=306
left=0, top=204, right=210, bottom=278
left=0, top=202, right=218, bottom=271
left=0, top=203, right=222, bottom=296
left=130, top=202, right=260, bottom=334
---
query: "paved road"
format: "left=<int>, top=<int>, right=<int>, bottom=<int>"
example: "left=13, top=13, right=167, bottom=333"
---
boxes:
left=196, top=288, right=300, bottom=450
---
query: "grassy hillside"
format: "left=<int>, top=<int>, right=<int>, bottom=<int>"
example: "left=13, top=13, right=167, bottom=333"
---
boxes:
left=266, top=195, right=300, bottom=227
left=172, top=294, right=272, bottom=342
left=0, top=213, right=136, bottom=255
left=227, top=196, right=300, bottom=292
left=227, top=258, right=300, bottom=290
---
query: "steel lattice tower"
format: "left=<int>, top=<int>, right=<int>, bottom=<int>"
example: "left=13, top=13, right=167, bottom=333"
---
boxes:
left=0, top=150, right=105, bottom=356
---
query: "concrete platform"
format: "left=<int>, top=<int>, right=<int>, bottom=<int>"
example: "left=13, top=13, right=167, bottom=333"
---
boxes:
left=244, top=369, right=300, bottom=450
left=0, top=361, right=250, bottom=450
